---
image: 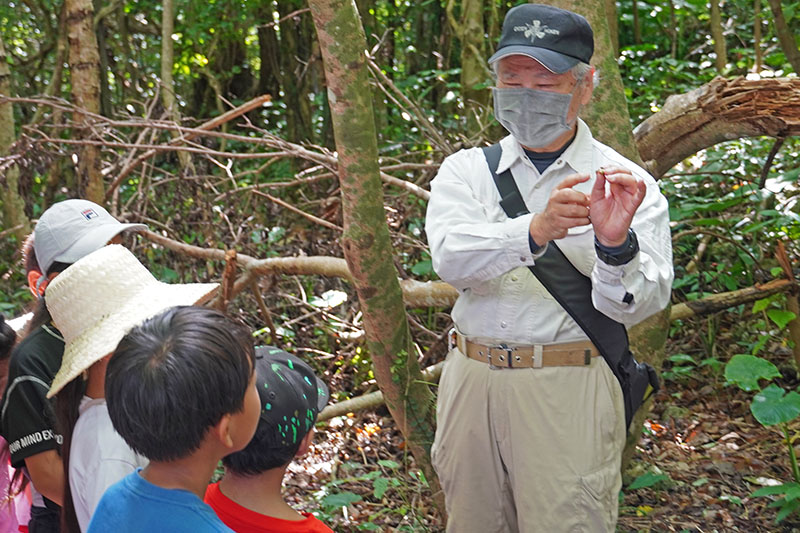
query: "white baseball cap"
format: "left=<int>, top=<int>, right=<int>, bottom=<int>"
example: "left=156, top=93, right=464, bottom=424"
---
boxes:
left=33, top=199, right=146, bottom=275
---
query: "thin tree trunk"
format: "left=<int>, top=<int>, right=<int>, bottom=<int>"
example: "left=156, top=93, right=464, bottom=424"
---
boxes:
left=446, top=0, right=491, bottom=136
left=753, top=0, right=762, bottom=72
left=710, top=0, right=727, bottom=73
left=307, top=0, right=443, bottom=516
left=632, top=0, right=641, bottom=44
left=0, top=36, right=30, bottom=240
left=160, top=0, right=192, bottom=170
left=766, top=0, right=800, bottom=73
left=32, top=2, right=68, bottom=125
left=93, top=0, right=112, bottom=116
left=669, top=1, right=677, bottom=59
left=604, top=0, right=619, bottom=57
left=66, top=0, right=104, bottom=202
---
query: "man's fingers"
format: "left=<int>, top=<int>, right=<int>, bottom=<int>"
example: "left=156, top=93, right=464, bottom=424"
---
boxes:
left=552, top=187, right=590, bottom=206
left=556, top=173, right=590, bottom=191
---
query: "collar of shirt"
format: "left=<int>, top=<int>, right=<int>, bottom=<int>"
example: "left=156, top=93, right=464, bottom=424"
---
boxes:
left=496, top=119, right=595, bottom=177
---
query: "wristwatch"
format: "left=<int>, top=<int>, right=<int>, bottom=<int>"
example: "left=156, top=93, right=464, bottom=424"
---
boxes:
left=595, top=229, right=639, bottom=266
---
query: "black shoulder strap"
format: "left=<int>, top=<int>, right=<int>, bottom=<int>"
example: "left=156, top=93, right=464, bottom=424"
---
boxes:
left=480, top=143, right=658, bottom=427
left=483, top=143, right=529, bottom=219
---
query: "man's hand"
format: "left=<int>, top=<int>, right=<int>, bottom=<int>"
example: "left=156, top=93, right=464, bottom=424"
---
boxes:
left=590, top=166, right=646, bottom=247
left=529, top=174, right=591, bottom=246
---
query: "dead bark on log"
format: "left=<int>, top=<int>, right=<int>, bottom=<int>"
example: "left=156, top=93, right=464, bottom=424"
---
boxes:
left=670, top=279, right=794, bottom=321
left=634, top=77, right=800, bottom=178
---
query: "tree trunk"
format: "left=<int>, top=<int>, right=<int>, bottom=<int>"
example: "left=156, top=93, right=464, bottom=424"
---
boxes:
left=307, top=0, right=443, bottom=516
left=0, top=36, right=30, bottom=240
left=753, top=0, right=762, bottom=72
left=276, top=1, right=314, bottom=144
left=604, top=0, right=619, bottom=57
left=257, top=2, right=281, bottom=98
left=710, top=0, right=728, bottom=73
left=66, top=0, right=104, bottom=202
left=92, top=0, right=112, bottom=116
left=766, top=0, right=800, bottom=73
left=32, top=2, right=69, bottom=125
left=446, top=0, right=491, bottom=136
left=634, top=77, right=800, bottom=178
left=161, top=0, right=193, bottom=171
left=564, top=0, right=644, bottom=165
left=632, top=0, right=641, bottom=44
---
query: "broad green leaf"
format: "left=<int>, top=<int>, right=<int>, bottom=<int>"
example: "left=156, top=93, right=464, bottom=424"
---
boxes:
left=377, top=459, right=400, bottom=470
left=320, top=491, right=362, bottom=510
left=724, top=354, right=780, bottom=391
left=628, top=472, right=669, bottom=490
left=668, top=353, right=696, bottom=365
left=768, top=309, right=797, bottom=330
left=373, top=477, right=390, bottom=500
left=410, top=259, right=433, bottom=276
left=752, top=298, right=772, bottom=314
left=751, top=385, right=800, bottom=426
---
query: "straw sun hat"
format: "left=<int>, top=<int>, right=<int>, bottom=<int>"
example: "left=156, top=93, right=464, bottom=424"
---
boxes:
left=46, top=244, right=219, bottom=398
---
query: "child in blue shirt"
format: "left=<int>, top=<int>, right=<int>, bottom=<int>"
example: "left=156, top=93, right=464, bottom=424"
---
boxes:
left=87, top=306, right=261, bottom=533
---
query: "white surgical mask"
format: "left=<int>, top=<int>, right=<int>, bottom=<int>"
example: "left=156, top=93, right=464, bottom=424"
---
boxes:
left=492, top=86, right=578, bottom=148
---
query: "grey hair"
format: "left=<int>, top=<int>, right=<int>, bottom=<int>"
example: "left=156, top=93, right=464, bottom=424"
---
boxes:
left=570, top=62, right=599, bottom=88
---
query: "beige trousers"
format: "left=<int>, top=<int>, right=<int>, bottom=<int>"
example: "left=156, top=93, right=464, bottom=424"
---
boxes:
left=432, top=347, right=626, bottom=533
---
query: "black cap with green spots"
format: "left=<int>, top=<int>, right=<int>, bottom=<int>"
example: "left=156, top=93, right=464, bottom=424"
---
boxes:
left=254, top=346, right=330, bottom=449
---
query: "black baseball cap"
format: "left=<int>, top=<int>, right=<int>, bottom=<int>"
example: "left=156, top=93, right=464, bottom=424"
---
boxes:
left=254, top=346, right=330, bottom=449
left=488, top=4, right=594, bottom=74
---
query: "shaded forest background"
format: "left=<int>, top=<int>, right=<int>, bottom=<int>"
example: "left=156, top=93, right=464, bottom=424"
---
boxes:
left=2, top=0, right=800, bottom=530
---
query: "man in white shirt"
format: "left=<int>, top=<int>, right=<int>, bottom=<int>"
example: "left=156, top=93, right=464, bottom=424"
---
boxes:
left=425, top=4, right=673, bottom=532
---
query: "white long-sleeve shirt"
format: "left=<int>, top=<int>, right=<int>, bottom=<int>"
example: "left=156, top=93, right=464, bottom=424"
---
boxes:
left=425, top=121, right=673, bottom=344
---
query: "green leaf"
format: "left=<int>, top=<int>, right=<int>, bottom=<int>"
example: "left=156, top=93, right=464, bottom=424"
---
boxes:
left=721, top=494, right=743, bottom=505
left=752, top=483, right=800, bottom=497
left=751, top=385, right=800, bottom=426
left=668, top=353, right=696, bottom=365
left=692, top=477, right=709, bottom=487
left=776, top=498, right=800, bottom=523
left=373, top=477, right=390, bottom=500
left=724, top=354, right=780, bottom=391
left=377, top=459, right=400, bottom=470
left=768, top=309, right=797, bottom=330
left=410, top=259, right=433, bottom=276
left=320, top=491, right=362, bottom=511
left=628, top=472, right=669, bottom=490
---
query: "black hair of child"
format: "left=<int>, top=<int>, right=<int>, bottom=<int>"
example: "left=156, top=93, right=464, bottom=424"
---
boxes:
left=0, top=314, right=15, bottom=360
left=221, top=415, right=302, bottom=475
left=105, top=306, right=255, bottom=462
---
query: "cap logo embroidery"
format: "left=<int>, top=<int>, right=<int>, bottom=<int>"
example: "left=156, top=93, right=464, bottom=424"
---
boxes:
left=514, top=20, right=560, bottom=43
left=81, top=208, right=99, bottom=220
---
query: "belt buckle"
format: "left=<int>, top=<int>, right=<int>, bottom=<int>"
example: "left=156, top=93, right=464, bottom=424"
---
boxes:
left=488, top=343, right=514, bottom=369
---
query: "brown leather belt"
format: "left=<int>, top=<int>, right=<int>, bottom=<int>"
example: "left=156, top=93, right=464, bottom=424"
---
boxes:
left=456, top=333, right=599, bottom=369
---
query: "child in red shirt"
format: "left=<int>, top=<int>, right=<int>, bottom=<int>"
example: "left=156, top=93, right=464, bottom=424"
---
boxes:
left=205, top=347, right=331, bottom=533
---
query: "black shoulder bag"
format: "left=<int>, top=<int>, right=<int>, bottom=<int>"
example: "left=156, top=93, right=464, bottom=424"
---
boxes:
left=482, top=143, right=659, bottom=429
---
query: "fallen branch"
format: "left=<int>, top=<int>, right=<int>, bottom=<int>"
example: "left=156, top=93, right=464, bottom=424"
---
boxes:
left=318, top=361, right=445, bottom=421
left=635, top=77, right=800, bottom=178
left=670, top=278, right=794, bottom=321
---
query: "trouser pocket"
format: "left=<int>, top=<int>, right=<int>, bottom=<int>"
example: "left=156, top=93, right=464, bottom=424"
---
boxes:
left=573, top=459, right=620, bottom=533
